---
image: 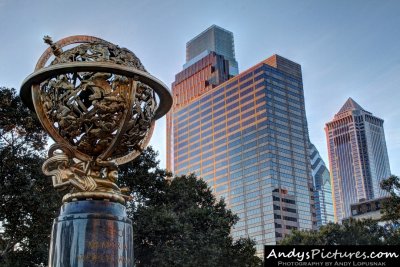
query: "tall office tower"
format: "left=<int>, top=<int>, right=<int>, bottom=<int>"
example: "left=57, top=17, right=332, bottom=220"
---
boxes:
left=309, top=143, right=334, bottom=227
left=325, top=98, right=391, bottom=222
left=167, top=40, right=316, bottom=253
left=166, top=51, right=231, bottom=170
left=185, top=25, right=239, bottom=76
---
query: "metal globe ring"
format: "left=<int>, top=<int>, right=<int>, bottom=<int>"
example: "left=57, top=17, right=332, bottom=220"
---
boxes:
left=20, top=61, right=172, bottom=120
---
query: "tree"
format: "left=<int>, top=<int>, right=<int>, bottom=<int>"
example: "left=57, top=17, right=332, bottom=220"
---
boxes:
left=279, top=218, right=386, bottom=245
left=116, top=135, right=261, bottom=267
left=380, top=175, right=400, bottom=224
left=119, top=153, right=262, bottom=266
left=1, top=87, right=261, bottom=266
left=118, top=146, right=170, bottom=212
left=0, top=87, right=61, bottom=266
left=379, top=175, right=400, bottom=245
left=280, top=175, right=400, bottom=246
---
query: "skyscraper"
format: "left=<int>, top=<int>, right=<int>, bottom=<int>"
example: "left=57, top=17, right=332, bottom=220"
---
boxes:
left=325, top=98, right=391, bottom=222
left=166, top=51, right=231, bottom=170
left=185, top=25, right=239, bottom=76
left=167, top=25, right=316, bottom=252
left=309, top=143, right=334, bottom=227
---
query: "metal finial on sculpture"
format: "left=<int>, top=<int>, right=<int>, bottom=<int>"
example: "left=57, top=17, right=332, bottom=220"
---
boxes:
left=43, top=35, right=63, bottom=57
left=21, top=35, right=172, bottom=204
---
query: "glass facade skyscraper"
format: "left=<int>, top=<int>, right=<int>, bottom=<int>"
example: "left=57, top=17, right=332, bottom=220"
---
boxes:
left=184, top=25, right=239, bottom=76
left=166, top=51, right=231, bottom=170
left=167, top=31, right=316, bottom=252
left=325, top=98, right=391, bottom=222
left=309, top=143, right=334, bottom=227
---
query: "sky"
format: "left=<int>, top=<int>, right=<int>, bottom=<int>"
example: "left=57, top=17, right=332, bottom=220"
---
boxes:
left=0, top=0, right=399, bottom=175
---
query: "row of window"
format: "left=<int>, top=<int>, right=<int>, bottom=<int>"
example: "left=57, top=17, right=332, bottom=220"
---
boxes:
left=174, top=100, right=264, bottom=144
left=174, top=79, right=265, bottom=127
left=173, top=63, right=302, bottom=120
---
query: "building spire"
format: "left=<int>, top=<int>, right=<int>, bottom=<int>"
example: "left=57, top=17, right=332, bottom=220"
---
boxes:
left=337, top=97, right=365, bottom=114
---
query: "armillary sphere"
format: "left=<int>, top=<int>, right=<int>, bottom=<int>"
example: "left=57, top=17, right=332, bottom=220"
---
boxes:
left=20, top=35, right=172, bottom=204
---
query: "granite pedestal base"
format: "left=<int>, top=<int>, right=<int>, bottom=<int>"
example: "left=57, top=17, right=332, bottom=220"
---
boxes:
left=48, top=200, right=133, bottom=267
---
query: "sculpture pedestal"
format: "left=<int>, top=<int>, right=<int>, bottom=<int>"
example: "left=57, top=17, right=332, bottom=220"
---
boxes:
left=48, top=200, right=133, bottom=267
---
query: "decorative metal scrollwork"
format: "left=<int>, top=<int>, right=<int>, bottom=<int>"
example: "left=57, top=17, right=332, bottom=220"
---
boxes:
left=21, top=35, right=172, bottom=204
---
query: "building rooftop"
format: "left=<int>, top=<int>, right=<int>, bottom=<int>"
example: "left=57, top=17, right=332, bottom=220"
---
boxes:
left=337, top=97, right=365, bottom=114
left=185, top=25, right=238, bottom=75
left=186, top=24, right=234, bottom=46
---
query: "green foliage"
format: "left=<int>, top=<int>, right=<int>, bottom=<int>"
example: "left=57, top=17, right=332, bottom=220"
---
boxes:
left=119, top=154, right=262, bottom=266
left=118, top=146, right=170, bottom=211
left=279, top=218, right=387, bottom=245
left=0, top=87, right=260, bottom=266
left=0, top=87, right=61, bottom=266
left=380, top=175, right=400, bottom=223
left=280, top=175, right=400, bottom=246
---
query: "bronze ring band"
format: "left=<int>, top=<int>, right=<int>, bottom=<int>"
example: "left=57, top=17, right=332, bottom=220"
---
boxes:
left=20, top=61, right=173, bottom=120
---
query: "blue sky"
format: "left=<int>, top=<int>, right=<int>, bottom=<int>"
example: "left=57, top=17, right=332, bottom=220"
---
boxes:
left=0, top=0, right=399, bottom=175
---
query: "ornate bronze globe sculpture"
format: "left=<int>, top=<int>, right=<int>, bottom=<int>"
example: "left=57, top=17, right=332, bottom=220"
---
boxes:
left=20, top=35, right=172, bottom=266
